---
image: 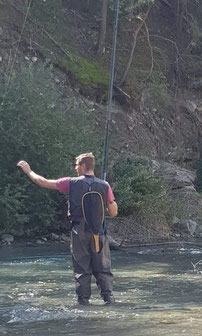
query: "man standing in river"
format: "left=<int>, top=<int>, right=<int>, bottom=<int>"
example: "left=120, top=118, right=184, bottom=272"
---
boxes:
left=17, top=153, right=118, bottom=305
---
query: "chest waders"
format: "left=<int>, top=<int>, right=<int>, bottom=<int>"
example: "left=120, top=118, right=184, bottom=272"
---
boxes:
left=68, top=175, right=115, bottom=305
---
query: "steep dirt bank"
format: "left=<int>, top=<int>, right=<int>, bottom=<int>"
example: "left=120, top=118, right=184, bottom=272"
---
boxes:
left=1, top=1, right=201, bottom=165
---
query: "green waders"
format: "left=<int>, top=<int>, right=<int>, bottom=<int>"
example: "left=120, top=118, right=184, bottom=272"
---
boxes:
left=70, top=221, right=114, bottom=304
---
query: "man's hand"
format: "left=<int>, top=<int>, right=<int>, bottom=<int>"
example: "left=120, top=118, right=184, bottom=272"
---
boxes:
left=17, top=160, right=31, bottom=175
left=17, top=160, right=57, bottom=189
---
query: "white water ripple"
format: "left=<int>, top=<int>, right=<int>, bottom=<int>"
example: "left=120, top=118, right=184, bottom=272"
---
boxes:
left=8, top=304, right=79, bottom=324
left=7, top=304, right=128, bottom=324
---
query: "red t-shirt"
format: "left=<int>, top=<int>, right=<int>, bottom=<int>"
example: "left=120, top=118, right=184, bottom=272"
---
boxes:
left=56, top=177, right=115, bottom=203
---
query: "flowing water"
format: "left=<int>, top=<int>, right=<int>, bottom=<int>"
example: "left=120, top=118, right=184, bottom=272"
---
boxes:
left=0, top=242, right=202, bottom=336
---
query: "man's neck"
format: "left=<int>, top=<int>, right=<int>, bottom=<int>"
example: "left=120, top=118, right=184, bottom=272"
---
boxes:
left=84, top=170, right=94, bottom=176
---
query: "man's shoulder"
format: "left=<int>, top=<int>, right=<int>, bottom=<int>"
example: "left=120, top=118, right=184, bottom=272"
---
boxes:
left=70, top=176, right=85, bottom=182
left=94, top=176, right=108, bottom=186
left=70, top=175, right=108, bottom=186
left=70, top=175, right=109, bottom=187
left=56, top=177, right=71, bottom=194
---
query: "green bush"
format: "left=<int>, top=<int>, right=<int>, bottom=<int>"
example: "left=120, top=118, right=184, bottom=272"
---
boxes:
left=109, top=158, right=170, bottom=235
left=145, top=71, right=172, bottom=109
left=0, top=62, right=101, bottom=235
left=110, top=158, right=167, bottom=216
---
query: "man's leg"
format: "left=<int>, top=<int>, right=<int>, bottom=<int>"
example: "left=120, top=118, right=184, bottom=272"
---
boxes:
left=91, top=235, right=115, bottom=304
left=71, top=226, right=92, bottom=305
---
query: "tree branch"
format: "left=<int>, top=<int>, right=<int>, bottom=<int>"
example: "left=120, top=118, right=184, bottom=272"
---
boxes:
left=119, top=4, right=153, bottom=87
left=140, top=18, right=154, bottom=81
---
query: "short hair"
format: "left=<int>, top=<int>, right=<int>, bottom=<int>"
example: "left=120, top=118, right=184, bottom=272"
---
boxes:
left=75, top=153, right=95, bottom=171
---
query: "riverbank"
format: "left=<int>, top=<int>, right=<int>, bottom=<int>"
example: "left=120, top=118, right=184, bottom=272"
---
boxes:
left=2, top=233, right=202, bottom=257
left=1, top=215, right=202, bottom=251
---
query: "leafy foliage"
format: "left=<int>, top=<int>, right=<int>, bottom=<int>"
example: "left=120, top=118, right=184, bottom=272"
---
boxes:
left=110, top=158, right=170, bottom=233
left=145, top=71, right=172, bottom=108
left=30, top=0, right=63, bottom=31
left=108, top=0, right=154, bottom=13
left=0, top=62, right=102, bottom=235
left=111, top=158, right=165, bottom=216
left=58, top=54, right=109, bottom=88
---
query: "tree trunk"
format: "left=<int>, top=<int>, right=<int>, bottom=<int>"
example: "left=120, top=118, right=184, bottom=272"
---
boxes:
left=96, top=0, right=108, bottom=56
left=119, top=5, right=152, bottom=87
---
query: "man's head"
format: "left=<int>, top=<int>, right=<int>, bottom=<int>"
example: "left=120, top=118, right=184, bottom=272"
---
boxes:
left=75, top=152, right=95, bottom=176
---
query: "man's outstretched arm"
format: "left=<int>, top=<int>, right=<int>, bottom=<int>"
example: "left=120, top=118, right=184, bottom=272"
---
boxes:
left=17, top=161, right=57, bottom=190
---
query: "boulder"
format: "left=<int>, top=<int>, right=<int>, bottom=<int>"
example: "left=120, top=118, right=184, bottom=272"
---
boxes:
left=36, top=239, right=46, bottom=245
left=152, top=161, right=196, bottom=189
left=182, top=100, right=197, bottom=114
left=1, top=234, right=14, bottom=245
left=172, top=219, right=198, bottom=236
left=41, top=237, right=48, bottom=242
left=50, top=233, right=60, bottom=241
left=60, top=233, right=70, bottom=242
left=26, top=242, right=37, bottom=247
left=151, top=160, right=202, bottom=234
left=10, top=226, right=25, bottom=238
left=195, top=224, right=202, bottom=237
left=168, top=187, right=202, bottom=221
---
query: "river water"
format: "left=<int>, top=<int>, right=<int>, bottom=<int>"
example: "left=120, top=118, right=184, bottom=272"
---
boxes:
left=0, top=242, right=202, bottom=336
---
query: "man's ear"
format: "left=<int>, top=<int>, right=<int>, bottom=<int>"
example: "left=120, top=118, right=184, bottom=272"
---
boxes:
left=81, top=163, right=86, bottom=172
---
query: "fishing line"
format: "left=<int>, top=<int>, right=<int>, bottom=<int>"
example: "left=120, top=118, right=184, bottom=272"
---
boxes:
left=102, top=0, right=119, bottom=181
left=1, top=0, right=32, bottom=107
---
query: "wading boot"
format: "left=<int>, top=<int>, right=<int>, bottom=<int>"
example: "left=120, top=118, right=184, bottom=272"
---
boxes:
left=78, top=296, right=90, bottom=306
left=103, top=294, right=115, bottom=305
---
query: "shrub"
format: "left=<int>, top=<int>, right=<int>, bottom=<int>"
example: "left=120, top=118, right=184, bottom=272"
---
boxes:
left=0, top=62, right=101, bottom=235
left=110, top=158, right=169, bottom=227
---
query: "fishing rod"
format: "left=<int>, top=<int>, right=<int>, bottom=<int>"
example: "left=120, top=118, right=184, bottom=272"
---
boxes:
left=102, top=0, right=119, bottom=181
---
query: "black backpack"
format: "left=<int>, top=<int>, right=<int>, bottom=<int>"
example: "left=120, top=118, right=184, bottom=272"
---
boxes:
left=82, top=185, right=105, bottom=252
